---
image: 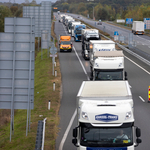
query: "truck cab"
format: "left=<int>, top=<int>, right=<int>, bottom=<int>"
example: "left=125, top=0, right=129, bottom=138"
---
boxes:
left=59, top=36, right=72, bottom=52
left=71, top=22, right=81, bottom=37
left=81, top=29, right=100, bottom=60
left=72, top=81, right=142, bottom=150
left=74, top=24, right=86, bottom=42
left=90, top=51, right=127, bottom=81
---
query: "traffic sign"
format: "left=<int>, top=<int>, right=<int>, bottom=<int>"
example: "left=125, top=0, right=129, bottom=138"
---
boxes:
left=50, top=54, right=57, bottom=57
left=114, top=31, right=119, bottom=35
left=144, top=18, right=150, bottom=29
left=50, top=44, right=57, bottom=54
left=126, top=18, right=133, bottom=24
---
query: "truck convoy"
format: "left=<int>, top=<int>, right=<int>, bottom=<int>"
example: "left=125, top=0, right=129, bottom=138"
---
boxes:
left=132, top=21, right=144, bottom=35
left=74, top=24, right=86, bottom=42
left=90, top=51, right=127, bottom=81
left=81, top=29, right=100, bottom=60
left=59, top=35, right=72, bottom=52
left=72, top=81, right=142, bottom=150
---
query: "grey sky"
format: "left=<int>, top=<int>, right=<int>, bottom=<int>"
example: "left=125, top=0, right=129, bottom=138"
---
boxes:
left=0, top=0, right=57, bottom=4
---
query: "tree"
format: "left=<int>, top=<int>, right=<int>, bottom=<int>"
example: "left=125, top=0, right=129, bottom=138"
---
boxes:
left=0, top=5, right=12, bottom=32
left=15, top=9, right=22, bottom=17
left=10, top=6, right=18, bottom=16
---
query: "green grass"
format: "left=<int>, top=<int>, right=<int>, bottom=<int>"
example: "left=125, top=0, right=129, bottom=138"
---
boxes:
left=0, top=49, right=61, bottom=150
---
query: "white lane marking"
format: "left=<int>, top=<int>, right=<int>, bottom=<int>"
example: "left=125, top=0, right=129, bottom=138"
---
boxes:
left=58, top=109, right=77, bottom=150
left=125, top=56, right=150, bottom=75
left=139, top=96, right=145, bottom=102
left=73, top=46, right=90, bottom=80
left=137, top=35, right=150, bottom=43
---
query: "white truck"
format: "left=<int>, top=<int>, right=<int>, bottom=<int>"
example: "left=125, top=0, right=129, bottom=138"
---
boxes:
left=57, top=11, right=60, bottom=15
left=66, top=18, right=74, bottom=27
left=72, top=81, right=142, bottom=150
left=64, top=16, right=74, bottom=26
left=71, top=22, right=81, bottom=37
left=90, top=51, right=127, bottom=80
left=132, top=21, right=144, bottom=35
left=81, top=29, right=100, bottom=60
left=67, top=20, right=75, bottom=33
left=59, top=14, right=66, bottom=23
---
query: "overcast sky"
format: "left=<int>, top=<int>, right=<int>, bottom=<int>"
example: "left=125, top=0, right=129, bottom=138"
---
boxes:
left=0, top=0, right=57, bottom=4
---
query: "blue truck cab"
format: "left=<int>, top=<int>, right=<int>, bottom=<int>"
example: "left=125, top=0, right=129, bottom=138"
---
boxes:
left=74, top=24, right=86, bottom=42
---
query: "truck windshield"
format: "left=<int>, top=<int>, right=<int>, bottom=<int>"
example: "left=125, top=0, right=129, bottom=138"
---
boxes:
left=80, top=123, right=133, bottom=147
left=95, top=69, right=123, bottom=80
left=60, top=41, right=71, bottom=45
left=75, top=30, right=82, bottom=34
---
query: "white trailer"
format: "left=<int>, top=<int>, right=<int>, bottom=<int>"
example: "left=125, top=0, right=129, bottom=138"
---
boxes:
left=89, top=40, right=115, bottom=53
left=72, top=81, right=142, bottom=150
left=88, top=40, right=115, bottom=63
left=90, top=51, right=127, bottom=80
left=132, top=21, right=144, bottom=35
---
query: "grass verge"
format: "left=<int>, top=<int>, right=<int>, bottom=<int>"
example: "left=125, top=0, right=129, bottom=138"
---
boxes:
left=0, top=21, right=61, bottom=150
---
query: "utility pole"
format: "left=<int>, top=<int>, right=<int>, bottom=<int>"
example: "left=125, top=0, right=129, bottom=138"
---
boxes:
left=93, top=7, right=94, bottom=20
left=9, top=0, right=11, bottom=8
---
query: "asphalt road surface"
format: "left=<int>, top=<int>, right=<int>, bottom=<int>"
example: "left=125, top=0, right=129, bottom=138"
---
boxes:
left=54, top=13, right=150, bottom=150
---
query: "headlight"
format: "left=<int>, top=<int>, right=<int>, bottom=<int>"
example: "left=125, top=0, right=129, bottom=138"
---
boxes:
left=85, top=54, right=88, bottom=57
left=125, top=111, right=132, bottom=120
left=82, top=112, right=89, bottom=120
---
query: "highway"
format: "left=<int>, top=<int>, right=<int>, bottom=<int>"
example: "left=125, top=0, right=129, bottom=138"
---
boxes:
left=70, top=13, right=150, bottom=60
left=54, top=13, right=150, bottom=150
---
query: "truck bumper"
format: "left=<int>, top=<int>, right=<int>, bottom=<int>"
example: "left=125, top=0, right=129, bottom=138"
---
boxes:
left=60, top=48, right=72, bottom=52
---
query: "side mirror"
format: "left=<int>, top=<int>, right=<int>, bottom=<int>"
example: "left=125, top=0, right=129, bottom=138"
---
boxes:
left=136, top=127, right=141, bottom=137
left=90, top=77, right=93, bottom=80
left=73, top=128, right=77, bottom=138
left=125, top=71, right=128, bottom=80
left=72, top=139, right=77, bottom=145
left=136, top=138, right=142, bottom=144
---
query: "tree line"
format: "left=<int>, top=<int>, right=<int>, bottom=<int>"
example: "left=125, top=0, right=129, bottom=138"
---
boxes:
left=54, top=1, right=150, bottom=22
left=0, top=2, right=40, bottom=32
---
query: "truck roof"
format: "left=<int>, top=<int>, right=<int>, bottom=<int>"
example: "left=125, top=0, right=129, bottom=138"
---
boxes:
left=83, top=29, right=98, bottom=31
left=94, top=51, right=124, bottom=57
left=78, top=81, right=132, bottom=99
left=90, top=40, right=115, bottom=44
